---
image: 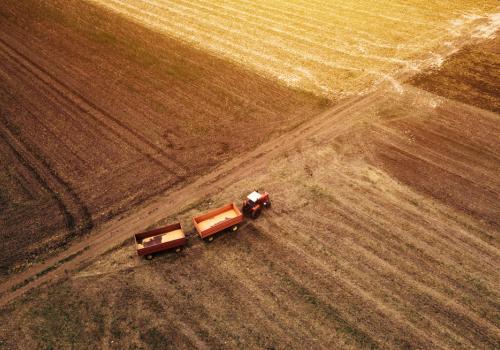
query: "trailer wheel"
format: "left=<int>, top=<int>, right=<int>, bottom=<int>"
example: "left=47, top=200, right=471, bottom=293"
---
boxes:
left=146, top=255, right=153, bottom=260
left=232, top=225, right=239, bottom=232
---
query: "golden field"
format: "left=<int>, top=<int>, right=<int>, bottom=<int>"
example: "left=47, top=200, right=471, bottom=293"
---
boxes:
left=89, top=0, right=499, bottom=98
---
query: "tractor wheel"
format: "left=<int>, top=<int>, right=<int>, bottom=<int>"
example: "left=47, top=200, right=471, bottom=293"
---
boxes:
left=242, top=205, right=250, bottom=217
left=146, top=254, right=153, bottom=260
left=232, top=225, right=239, bottom=232
left=175, top=247, right=182, bottom=253
left=252, top=207, right=262, bottom=219
left=207, top=236, right=214, bottom=242
left=264, top=201, right=271, bottom=209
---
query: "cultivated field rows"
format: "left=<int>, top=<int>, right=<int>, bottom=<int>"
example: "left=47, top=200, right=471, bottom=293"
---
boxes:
left=2, top=84, right=498, bottom=349
left=94, top=85, right=499, bottom=348
left=0, top=0, right=499, bottom=348
left=89, top=0, right=499, bottom=97
left=0, top=0, right=325, bottom=277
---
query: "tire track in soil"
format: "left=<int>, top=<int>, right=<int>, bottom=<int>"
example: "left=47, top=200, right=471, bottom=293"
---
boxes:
left=236, top=222, right=410, bottom=349
left=0, top=31, right=194, bottom=268
left=0, top=60, right=95, bottom=255
left=0, top=86, right=383, bottom=306
left=0, top=121, right=91, bottom=242
left=0, top=91, right=114, bottom=175
left=0, top=160, right=34, bottom=201
left=0, top=70, right=100, bottom=169
left=1, top=49, right=497, bottom=319
left=0, top=43, right=148, bottom=169
left=258, top=180, right=495, bottom=348
left=0, top=36, right=188, bottom=178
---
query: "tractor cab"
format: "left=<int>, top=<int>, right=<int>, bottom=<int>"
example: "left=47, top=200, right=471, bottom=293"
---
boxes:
left=242, top=190, right=271, bottom=219
left=247, top=191, right=261, bottom=204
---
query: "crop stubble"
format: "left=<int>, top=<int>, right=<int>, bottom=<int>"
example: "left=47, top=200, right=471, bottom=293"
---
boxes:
left=1, top=82, right=498, bottom=349
left=88, top=0, right=499, bottom=97
left=0, top=0, right=499, bottom=349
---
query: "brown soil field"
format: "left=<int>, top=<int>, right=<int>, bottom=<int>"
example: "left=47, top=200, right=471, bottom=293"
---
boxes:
left=1, top=83, right=499, bottom=349
left=0, top=0, right=326, bottom=278
left=411, top=34, right=500, bottom=113
left=0, top=1, right=499, bottom=350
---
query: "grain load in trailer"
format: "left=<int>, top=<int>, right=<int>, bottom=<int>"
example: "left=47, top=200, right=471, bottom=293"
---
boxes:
left=134, top=222, right=187, bottom=259
left=193, top=203, right=243, bottom=242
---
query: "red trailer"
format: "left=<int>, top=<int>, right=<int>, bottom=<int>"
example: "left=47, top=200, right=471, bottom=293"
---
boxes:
left=193, top=203, right=243, bottom=242
left=134, top=222, right=187, bottom=259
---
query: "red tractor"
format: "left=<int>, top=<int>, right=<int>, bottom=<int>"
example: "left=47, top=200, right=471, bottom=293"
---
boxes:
left=242, top=191, right=271, bottom=219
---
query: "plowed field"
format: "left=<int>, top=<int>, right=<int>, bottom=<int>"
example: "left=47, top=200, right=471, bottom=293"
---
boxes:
left=0, top=0, right=325, bottom=277
left=0, top=0, right=499, bottom=349
left=1, top=82, right=499, bottom=349
left=412, top=34, right=500, bottom=113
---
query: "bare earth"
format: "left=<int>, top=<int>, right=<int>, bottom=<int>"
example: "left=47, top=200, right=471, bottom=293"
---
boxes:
left=412, top=35, right=500, bottom=113
left=0, top=0, right=499, bottom=349
left=0, top=0, right=325, bottom=278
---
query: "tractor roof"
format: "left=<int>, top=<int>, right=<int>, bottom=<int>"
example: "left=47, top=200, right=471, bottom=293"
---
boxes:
left=247, top=191, right=261, bottom=202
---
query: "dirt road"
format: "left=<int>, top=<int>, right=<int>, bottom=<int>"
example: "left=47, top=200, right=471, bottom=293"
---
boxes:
left=0, top=1, right=498, bottom=348
left=0, top=86, right=383, bottom=307
left=0, top=0, right=498, bottom=304
left=0, top=0, right=325, bottom=278
left=1, top=82, right=498, bottom=348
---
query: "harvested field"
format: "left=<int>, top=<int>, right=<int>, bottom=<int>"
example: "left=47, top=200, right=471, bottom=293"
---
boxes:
left=88, top=0, right=499, bottom=97
left=0, top=0, right=499, bottom=349
left=0, top=0, right=325, bottom=277
left=1, top=84, right=498, bottom=349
